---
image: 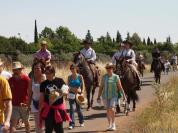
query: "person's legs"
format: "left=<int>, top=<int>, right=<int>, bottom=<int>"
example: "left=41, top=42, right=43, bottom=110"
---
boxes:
left=33, top=112, right=43, bottom=133
left=10, top=106, right=21, bottom=133
left=69, top=99, right=75, bottom=128
left=76, top=101, right=84, bottom=125
left=109, top=97, right=117, bottom=130
left=20, top=107, right=30, bottom=133
left=45, top=112, right=54, bottom=133
left=54, top=122, right=64, bottom=133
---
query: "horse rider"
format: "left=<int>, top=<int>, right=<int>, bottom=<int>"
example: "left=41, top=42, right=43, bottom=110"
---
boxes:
left=121, top=40, right=141, bottom=89
left=80, top=39, right=99, bottom=87
left=112, top=43, right=125, bottom=65
left=34, top=40, right=51, bottom=66
left=150, top=47, right=164, bottom=72
left=136, top=52, right=145, bottom=68
left=171, top=53, right=177, bottom=65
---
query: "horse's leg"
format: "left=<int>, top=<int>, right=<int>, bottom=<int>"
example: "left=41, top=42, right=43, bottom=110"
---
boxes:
left=86, top=86, right=91, bottom=110
left=91, top=85, right=96, bottom=107
left=127, top=94, right=131, bottom=111
left=133, top=97, right=136, bottom=111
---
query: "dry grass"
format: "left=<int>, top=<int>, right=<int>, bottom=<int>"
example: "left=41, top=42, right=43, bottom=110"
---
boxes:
left=130, top=76, right=178, bottom=133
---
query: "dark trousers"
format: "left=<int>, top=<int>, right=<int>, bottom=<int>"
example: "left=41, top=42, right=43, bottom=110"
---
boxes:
left=45, top=110, right=64, bottom=133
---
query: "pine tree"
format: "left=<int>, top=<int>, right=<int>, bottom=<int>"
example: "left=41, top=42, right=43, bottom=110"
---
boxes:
left=147, top=37, right=151, bottom=45
left=143, top=38, right=146, bottom=45
left=116, top=30, right=122, bottom=43
left=126, top=32, right=130, bottom=40
left=166, top=36, right=171, bottom=44
left=154, top=38, right=157, bottom=45
left=34, top=20, right=38, bottom=44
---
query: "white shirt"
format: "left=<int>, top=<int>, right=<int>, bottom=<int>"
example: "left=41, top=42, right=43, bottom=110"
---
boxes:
left=112, top=49, right=125, bottom=65
left=0, top=70, right=12, bottom=80
left=164, top=62, right=170, bottom=69
left=123, top=49, right=136, bottom=61
left=80, top=47, right=96, bottom=61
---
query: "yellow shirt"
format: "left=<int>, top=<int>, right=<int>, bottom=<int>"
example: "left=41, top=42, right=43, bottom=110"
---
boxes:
left=0, top=76, right=12, bottom=124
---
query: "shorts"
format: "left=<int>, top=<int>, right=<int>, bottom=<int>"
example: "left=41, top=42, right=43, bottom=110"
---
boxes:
left=11, top=106, right=29, bottom=121
left=103, top=97, right=117, bottom=109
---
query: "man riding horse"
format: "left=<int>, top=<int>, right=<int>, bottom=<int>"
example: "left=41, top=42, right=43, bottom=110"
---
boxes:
left=112, top=40, right=141, bottom=90
left=150, top=48, right=164, bottom=72
left=80, top=39, right=100, bottom=87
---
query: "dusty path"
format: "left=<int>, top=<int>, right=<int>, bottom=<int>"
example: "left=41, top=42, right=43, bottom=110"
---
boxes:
left=17, top=71, right=177, bottom=133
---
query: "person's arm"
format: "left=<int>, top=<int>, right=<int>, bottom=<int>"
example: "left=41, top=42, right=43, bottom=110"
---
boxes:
left=27, top=80, right=32, bottom=110
left=117, top=79, right=127, bottom=100
left=79, top=75, right=85, bottom=94
left=88, top=49, right=96, bottom=62
left=3, top=100, right=12, bottom=126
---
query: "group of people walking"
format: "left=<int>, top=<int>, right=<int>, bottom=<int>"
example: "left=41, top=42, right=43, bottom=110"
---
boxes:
left=0, top=38, right=177, bottom=133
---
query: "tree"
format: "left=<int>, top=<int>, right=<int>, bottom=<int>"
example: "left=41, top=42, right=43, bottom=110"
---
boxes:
left=126, top=32, right=130, bottom=40
left=39, top=27, right=55, bottom=39
left=166, top=36, right=171, bottom=44
left=147, top=37, right=151, bottom=45
left=130, top=33, right=142, bottom=46
left=116, top=30, right=122, bottom=43
left=106, top=32, right=112, bottom=43
left=34, top=20, right=38, bottom=44
left=143, top=38, right=146, bottom=45
left=154, top=38, right=157, bottom=45
left=85, top=30, right=93, bottom=42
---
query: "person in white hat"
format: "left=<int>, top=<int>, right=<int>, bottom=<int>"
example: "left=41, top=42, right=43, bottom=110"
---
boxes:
left=0, top=59, right=12, bottom=80
left=34, top=40, right=51, bottom=66
left=9, top=62, right=31, bottom=133
left=97, top=63, right=126, bottom=131
left=112, top=43, right=126, bottom=65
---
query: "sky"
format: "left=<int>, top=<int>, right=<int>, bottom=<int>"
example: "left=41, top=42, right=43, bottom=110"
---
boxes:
left=0, top=0, right=178, bottom=43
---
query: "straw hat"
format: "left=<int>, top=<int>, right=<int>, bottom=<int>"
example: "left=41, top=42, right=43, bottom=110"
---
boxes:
left=12, top=61, right=24, bottom=70
left=41, top=40, right=48, bottom=45
left=123, top=40, right=133, bottom=47
left=76, top=94, right=87, bottom=105
left=0, top=59, right=3, bottom=66
left=105, top=62, right=115, bottom=69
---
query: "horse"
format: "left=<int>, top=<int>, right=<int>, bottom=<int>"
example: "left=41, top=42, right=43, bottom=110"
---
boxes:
left=152, top=59, right=162, bottom=84
left=136, top=59, right=145, bottom=77
left=115, top=58, right=139, bottom=114
left=73, top=52, right=97, bottom=110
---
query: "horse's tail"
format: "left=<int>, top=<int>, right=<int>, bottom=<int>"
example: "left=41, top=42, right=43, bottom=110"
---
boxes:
left=130, top=88, right=139, bottom=101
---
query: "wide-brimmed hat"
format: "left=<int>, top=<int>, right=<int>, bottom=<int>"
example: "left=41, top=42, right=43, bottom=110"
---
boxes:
left=41, top=40, right=48, bottom=45
left=12, top=61, right=24, bottom=70
left=0, top=59, right=3, bottom=66
left=76, top=94, right=87, bottom=105
left=105, top=62, right=115, bottom=69
left=123, top=40, right=133, bottom=47
left=81, top=39, right=92, bottom=45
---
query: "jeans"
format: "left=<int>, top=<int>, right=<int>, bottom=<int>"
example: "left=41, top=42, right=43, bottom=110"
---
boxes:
left=69, top=99, right=84, bottom=127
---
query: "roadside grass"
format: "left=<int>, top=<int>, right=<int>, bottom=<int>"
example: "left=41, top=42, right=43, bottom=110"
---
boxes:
left=130, top=75, right=178, bottom=133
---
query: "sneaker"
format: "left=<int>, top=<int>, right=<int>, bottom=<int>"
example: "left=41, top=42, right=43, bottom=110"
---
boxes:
left=80, top=123, right=84, bottom=127
left=106, top=124, right=112, bottom=131
left=68, top=126, right=74, bottom=130
left=110, top=124, right=116, bottom=131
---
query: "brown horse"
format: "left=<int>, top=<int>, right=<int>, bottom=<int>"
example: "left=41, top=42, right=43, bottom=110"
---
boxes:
left=136, top=59, right=145, bottom=77
left=115, top=58, right=139, bottom=113
left=73, top=52, right=97, bottom=110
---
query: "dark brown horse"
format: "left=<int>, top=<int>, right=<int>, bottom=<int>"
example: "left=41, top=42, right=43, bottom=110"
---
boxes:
left=152, top=59, right=162, bottom=84
left=115, top=58, right=139, bottom=113
left=73, top=52, right=97, bottom=110
left=136, top=59, right=145, bottom=77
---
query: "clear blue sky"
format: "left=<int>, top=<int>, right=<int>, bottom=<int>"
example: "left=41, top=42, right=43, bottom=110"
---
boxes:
left=0, top=0, right=178, bottom=43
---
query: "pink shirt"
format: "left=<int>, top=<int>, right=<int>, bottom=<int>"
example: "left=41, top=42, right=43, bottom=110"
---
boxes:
left=34, top=49, right=51, bottom=60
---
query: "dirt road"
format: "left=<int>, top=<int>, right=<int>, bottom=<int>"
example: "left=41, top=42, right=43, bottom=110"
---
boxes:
left=17, top=71, right=177, bottom=133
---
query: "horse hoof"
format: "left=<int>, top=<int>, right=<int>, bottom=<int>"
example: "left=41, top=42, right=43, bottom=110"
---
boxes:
left=132, top=108, right=135, bottom=111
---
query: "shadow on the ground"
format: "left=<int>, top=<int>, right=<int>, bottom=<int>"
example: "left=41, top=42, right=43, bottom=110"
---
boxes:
left=84, top=112, right=106, bottom=120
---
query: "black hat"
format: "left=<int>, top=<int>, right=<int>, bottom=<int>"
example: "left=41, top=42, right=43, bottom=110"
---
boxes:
left=81, top=39, right=92, bottom=45
left=123, top=40, right=133, bottom=47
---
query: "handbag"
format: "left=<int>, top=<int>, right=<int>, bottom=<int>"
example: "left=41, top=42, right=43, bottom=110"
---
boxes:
left=32, top=99, right=39, bottom=110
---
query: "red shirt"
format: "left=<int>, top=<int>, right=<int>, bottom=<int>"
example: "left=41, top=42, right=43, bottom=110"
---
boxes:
left=9, top=74, right=30, bottom=106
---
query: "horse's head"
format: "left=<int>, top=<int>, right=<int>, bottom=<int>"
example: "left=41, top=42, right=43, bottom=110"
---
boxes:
left=73, top=52, right=85, bottom=66
left=115, top=57, right=129, bottom=76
